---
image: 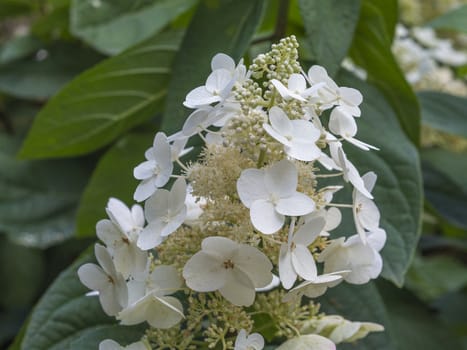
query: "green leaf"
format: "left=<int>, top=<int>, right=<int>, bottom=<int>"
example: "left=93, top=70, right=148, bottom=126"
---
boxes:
left=19, top=249, right=145, bottom=350
left=70, top=0, right=197, bottom=55
left=76, top=131, right=154, bottom=237
left=0, top=235, right=45, bottom=308
left=428, top=4, right=467, bottom=33
left=405, top=254, right=467, bottom=302
left=0, top=35, right=42, bottom=64
left=0, top=134, right=90, bottom=248
left=349, top=0, right=421, bottom=145
left=319, top=283, right=394, bottom=349
left=378, top=280, right=463, bottom=350
left=422, top=148, right=467, bottom=229
left=336, top=71, right=422, bottom=286
left=162, top=0, right=265, bottom=135
left=298, top=0, right=360, bottom=77
left=19, top=30, right=182, bottom=159
left=418, top=91, right=467, bottom=138
left=0, top=43, right=103, bottom=100
left=0, top=0, right=31, bottom=19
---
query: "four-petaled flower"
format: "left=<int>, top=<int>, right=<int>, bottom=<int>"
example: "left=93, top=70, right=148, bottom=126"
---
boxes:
left=234, top=329, right=265, bottom=350
left=78, top=244, right=128, bottom=316
left=237, top=160, right=315, bottom=234
left=133, top=132, right=173, bottom=202
left=263, top=106, right=322, bottom=161
left=183, top=236, right=273, bottom=306
left=137, top=178, right=187, bottom=250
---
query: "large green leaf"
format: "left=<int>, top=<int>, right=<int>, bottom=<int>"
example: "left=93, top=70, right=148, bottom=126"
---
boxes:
left=422, top=148, right=467, bottom=229
left=336, top=71, right=422, bottom=286
left=162, top=0, right=265, bottom=135
left=19, top=249, right=145, bottom=350
left=76, top=131, right=154, bottom=237
left=319, top=283, right=394, bottom=350
left=19, top=30, right=182, bottom=159
left=418, top=91, right=467, bottom=138
left=70, top=0, right=197, bottom=55
left=428, top=4, right=467, bottom=33
left=298, top=0, right=360, bottom=77
left=0, top=35, right=42, bottom=64
left=0, top=43, right=103, bottom=100
left=0, top=134, right=90, bottom=248
left=405, top=254, right=467, bottom=302
left=378, top=281, right=463, bottom=350
left=349, top=0, right=420, bottom=145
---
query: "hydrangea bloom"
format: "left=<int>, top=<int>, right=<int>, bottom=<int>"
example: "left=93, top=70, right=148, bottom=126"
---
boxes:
left=237, top=160, right=315, bottom=234
left=79, top=37, right=386, bottom=349
left=183, top=236, right=273, bottom=306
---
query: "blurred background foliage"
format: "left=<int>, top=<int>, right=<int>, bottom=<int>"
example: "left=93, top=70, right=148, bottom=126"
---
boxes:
left=0, top=0, right=466, bottom=349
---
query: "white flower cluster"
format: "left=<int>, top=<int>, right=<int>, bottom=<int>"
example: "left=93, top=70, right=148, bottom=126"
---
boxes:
left=393, top=24, right=467, bottom=85
left=78, top=36, right=385, bottom=349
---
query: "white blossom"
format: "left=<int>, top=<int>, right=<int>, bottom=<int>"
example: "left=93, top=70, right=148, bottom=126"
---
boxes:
left=97, top=198, right=147, bottom=278
left=328, top=107, right=378, bottom=151
left=271, top=73, right=323, bottom=102
left=276, top=334, right=336, bottom=350
left=234, top=329, right=265, bottom=350
left=137, top=178, right=187, bottom=250
left=263, top=106, right=322, bottom=161
left=133, top=132, right=173, bottom=202
left=237, top=160, right=315, bottom=234
left=78, top=244, right=128, bottom=316
left=279, top=218, right=324, bottom=289
left=99, top=339, right=149, bottom=350
left=352, top=172, right=381, bottom=243
left=183, top=237, right=273, bottom=306
left=118, top=265, right=184, bottom=329
left=318, top=228, right=386, bottom=284
left=329, top=141, right=373, bottom=198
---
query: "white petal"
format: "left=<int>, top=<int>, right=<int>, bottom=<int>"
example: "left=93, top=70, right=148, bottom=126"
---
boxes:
left=100, top=284, right=124, bottom=316
left=288, top=73, right=306, bottom=92
left=263, top=123, right=291, bottom=146
left=264, top=160, right=297, bottom=198
left=211, top=53, right=235, bottom=71
left=293, top=217, right=324, bottom=246
left=329, top=107, right=357, bottom=137
left=131, top=204, right=145, bottom=227
left=149, top=265, right=182, bottom=296
left=184, top=86, right=220, bottom=108
left=279, top=244, right=297, bottom=289
left=275, top=193, right=315, bottom=216
left=250, top=199, right=284, bottom=234
left=169, top=177, right=187, bottom=213
left=137, top=221, right=164, bottom=250
left=235, top=245, right=273, bottom=287
left=290, top=119, right=320, bottom=142
left=276, top=334, right=336, bottom=350
left=95, top=244, right=117, bottom=276
left=182, top=107, right=212, bottom=137
left=183, top=251, right=227, bottom=292
left=106, top=198, right=134, bottom=233
left=245, top=333, right=265, bottom=350
left=161, top=206, right=186, bottom=237
left=324, top=207, right=342, bottom=231
left=133, top=178, right=156, bottom=202
left=286, top=141, right=322, bottom=162
left=219, top=269, right=256, bottom=306
left=271, top=79, right=293, bottom=99
left=269, top=106, right=293, bottom=137
left=201, top=236, right=238, bottom=259
left=367, top=228, right=387, bottom=252
left=292, top=245, right=318, bottom=281
left=99, top=339, right=122, bottom=350
left=133, top=161, right=155, bottom=180
left=237, top=169, right=268, bottom=208
left=205, top=69, right=233, bottom=94
left=78, top=263, right=108, bottom=291
left=153, top=132, right=171, bottom=167
left=96, top=219, right=121, bottom=248
left=146, top=295, right=184, bottom=328
left=144, top=189, right=169, bottom=222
